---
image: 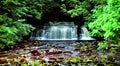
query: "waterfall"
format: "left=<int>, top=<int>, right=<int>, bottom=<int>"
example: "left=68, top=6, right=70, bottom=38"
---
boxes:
left=29, top=22, right=95, bottom=41
left=40, top=26, right=78, bottom=40
left=29, top=22, right=78, bottom=40
left=79, top=26, right=95, bottom=40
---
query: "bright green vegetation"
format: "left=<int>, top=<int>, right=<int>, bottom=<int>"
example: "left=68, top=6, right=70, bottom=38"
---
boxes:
left=87, top=0, right=120, bottom=51
left=88, top=0, right=120, bottom=41
left=0, top=0, right=120, bottom=51
left=0, top=0, right=36, bottom=49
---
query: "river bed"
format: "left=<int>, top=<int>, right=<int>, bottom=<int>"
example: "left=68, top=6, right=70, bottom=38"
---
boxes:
left=0, top=41, right=119, bottom=66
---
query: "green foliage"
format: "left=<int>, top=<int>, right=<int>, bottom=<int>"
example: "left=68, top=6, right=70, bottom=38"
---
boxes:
left=0, top=0, right=43, bottom=19
left=80, top=46, right=87, bottom=52
left=82, top=57, right=92, bottom=63
left=70, top=57, right=80, bottom=63
left=20, top=0, right=44, bottom=19
left=0, top=15, right=35, bottom=49
left=100, top=55, right=108, bottom=63
left=110, top=47, right=117, bottom=53
left=64, top=56, right=79, bottom=64
left=0, top=0, right=35, bottom=49
left=86, top=0, right=120, bottom=50
left=61, top=0, right=90, bottom=18
left=21, top=64, right=28, bottom=66
left=31, top=60, right=41, bottom=66
left=109, top=43, right=118, bottom=53
left=97, top=42, right=108, bottom=50
left=87, top=0, right=120, bottom=41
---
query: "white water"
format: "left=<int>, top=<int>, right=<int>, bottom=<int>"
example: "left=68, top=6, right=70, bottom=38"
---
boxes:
left=40, top=26, right=77, bottom=40
left=29, top=22, right=78, bottom=40
left=29, top=22, right=95, bottom=41
left=79, top=26, right=95, bottom=40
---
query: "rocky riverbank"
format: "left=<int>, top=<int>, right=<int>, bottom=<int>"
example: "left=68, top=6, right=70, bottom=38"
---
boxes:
left=0, top=41, right=120, bottom=66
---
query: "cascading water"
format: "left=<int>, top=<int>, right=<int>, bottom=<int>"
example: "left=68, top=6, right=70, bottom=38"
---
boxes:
left=29, top=22, right=78, bottom=40
left=29, top=22, right=95, bottom=41
left=79, top=26, right=95, bottom=40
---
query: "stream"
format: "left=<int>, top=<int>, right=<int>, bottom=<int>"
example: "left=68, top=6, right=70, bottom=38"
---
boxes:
left=0, top=41, right=119, bottom=66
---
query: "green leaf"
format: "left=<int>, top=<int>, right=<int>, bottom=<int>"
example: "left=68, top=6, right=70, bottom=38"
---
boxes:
left=97, top=42, right=108, bottom=50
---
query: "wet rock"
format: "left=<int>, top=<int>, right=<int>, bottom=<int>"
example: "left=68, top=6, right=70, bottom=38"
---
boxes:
left=45, top=51, right=62, bottom=55
left=0, top=58, right=7, bottom=64
left=0, top=41, right=119, bottom=65
left=30, top=50, right=41, bottom=56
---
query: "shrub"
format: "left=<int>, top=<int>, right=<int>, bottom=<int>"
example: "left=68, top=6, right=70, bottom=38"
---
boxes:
left=0, top=0, right=41, bottom=49
left=86, top=0, right=120, bottom=50
left=87, top=0, right=120, bottom=41
left=0, top=14, right=35, bottom=49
